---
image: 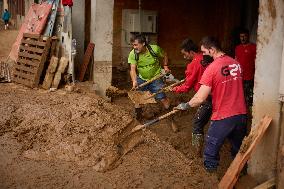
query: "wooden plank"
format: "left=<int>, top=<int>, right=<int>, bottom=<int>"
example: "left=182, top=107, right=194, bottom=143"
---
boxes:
left=34, top=62, right=45, bottom=86
left=79, top=42, right=95, bottom=81
left=18, top=52, right=42, bottom=61
left=51, top=72, right=61, bottom=89
left=14, top=64, right=37, bottom=74
left=21, top=39, right=46, bottom=47
left=23, top=33, right=41, bottom=39
left=17, top=58, right=40, bottom=67
left=254, top=178, right=275, bottom=189
left=42, top=72, right=55, bottom=89
left=19, top=45, right=45, bottom=54
left=34, top=37, right=51, bottom=86
left=218, top=115, right=273, bottom=189
left=46, top=56, right=59, bottom=73
left=50, top=37, right=58, bottom=57
left=57, top=57, right=69, bottom=73
left=42, top=56, right=58, bottom=90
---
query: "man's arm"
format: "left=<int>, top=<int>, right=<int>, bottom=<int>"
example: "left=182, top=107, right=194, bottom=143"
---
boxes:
left=188, top=85, right=211, bottom=107
left=162, top=52, right=170, bottom=72
left=173, top=62, right=198, bottom=93
left=130, top=64, right=138, bottom=89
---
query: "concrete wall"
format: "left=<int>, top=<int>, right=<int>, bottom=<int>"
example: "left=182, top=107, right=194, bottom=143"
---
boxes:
left=249, top=0, right=284, bottom=183
left=91, top=0, right=114, bottom=97
left=72, top=0, right=85, bottom=74
left=4, top=0, right=7, bottom=10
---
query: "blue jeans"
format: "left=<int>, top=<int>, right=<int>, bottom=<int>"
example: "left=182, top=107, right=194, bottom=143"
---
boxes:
left=204, top=114, right=247, bottom=170
left=137, top=77, right=166, bottom=100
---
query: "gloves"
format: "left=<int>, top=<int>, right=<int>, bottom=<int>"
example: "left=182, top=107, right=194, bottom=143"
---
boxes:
left=161, top=69, right=180, bottom=83
left=174, top=102, right=190, bottom=111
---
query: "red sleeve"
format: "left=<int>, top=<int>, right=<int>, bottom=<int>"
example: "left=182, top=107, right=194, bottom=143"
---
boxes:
left=173, top=62, right=198, bottom=93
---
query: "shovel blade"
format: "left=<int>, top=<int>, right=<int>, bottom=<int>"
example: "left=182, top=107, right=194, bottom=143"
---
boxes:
left=128, top=91, right=156, bottom=105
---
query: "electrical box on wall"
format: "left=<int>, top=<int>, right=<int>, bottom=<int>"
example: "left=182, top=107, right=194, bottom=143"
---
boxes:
left=122, top=9, right=158, bottom=47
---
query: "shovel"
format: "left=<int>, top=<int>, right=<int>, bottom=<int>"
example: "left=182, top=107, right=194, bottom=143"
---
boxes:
left=127, top=73, right=168, bottom=104
left=144, top=79, right=185, bottom=100
left=131, top=109, right=180, bottom=133
left=131, top=73, right=166, bottom=91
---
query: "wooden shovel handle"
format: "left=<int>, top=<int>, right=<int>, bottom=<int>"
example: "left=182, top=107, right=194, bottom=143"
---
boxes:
left=137, top=74, right=165, bottom=89
left=132, top=109, right=180, bottom=133
left=145, top=79, right=185, bottom=99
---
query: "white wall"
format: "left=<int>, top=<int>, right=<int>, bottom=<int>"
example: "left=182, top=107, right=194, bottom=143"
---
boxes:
left=249, top=0, right=284, bottom=182
left=91, top=0, right=114, bottom=97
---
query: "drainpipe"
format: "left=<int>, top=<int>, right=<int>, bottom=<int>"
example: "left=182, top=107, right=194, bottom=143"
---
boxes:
left=279, top=39, right=284, bottom=102
left=277, top=39, right=284, bottom=187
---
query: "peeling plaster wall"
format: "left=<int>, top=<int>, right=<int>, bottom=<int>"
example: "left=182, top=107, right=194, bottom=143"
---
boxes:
left=91, top=0, right=114, bottom=97
left=249, top=0, right=284, bottom=182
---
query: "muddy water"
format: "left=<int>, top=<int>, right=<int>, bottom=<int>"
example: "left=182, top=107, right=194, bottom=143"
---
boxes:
left=0, top=83, right=220, bottom=188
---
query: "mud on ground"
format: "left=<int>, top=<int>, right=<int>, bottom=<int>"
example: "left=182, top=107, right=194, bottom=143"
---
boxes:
left=0, top=83, right=221, bottom=188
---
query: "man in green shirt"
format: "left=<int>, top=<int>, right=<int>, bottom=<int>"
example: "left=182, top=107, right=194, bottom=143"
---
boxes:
left=128, top=34, right=170, bottom=119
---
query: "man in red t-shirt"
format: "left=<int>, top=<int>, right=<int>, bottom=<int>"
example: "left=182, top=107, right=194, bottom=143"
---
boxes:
left=235, top=29, right=256, bottom=106
left=171, top=38, right=213, bottom=153
left=175, top=36, right=247, bottom=172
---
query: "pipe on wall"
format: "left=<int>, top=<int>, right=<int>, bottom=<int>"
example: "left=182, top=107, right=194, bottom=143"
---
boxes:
left=279, top=39, right=284, bottom=101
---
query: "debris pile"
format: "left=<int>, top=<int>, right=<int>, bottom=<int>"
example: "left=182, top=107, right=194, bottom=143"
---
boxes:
left=4, top=0, right=77, bottom=91
left=0, top=84, right=218, bottom=188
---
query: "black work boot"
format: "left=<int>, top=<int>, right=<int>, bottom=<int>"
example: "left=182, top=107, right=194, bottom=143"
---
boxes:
left=134, top=107, right=143, bottom=121
left=192, top=133, right=204, bottom=157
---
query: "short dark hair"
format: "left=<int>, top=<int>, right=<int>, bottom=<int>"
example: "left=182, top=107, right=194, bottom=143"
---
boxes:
left=5, top=9, right=8, bottom=12
left=131, top=34, right=147, bottom=44
left=239, top=28, right=249, bottom=35
left=200, top=36, right=221, bottom=51
left=180, top=38, right=198, bottom=52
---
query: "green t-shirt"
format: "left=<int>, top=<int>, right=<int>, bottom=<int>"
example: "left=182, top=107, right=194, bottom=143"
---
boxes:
left=128, top=45, right=164, bottom=81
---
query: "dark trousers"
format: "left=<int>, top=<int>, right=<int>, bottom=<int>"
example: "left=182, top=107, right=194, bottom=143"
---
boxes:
left=243, top=80, right=254, bottom=106
left=204, top=114, right=247, bottom=169
left=192, top=98, right=212, bottom=134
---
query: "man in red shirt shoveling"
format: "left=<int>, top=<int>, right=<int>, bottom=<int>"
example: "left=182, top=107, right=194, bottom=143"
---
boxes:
left=175, top=36, right=247, bottom=172
left=170, top=38, right=213, bottom=155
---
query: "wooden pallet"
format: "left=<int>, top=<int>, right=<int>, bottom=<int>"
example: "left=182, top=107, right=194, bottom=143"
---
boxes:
left=12, top=33, right=51, bottom=88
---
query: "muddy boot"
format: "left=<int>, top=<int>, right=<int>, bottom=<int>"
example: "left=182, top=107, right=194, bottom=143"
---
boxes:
left=134, top=107, right=143, bottom=121
left=192, top=133, right=204, bottom=157
left=170, top=117, right=179, bottom=133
